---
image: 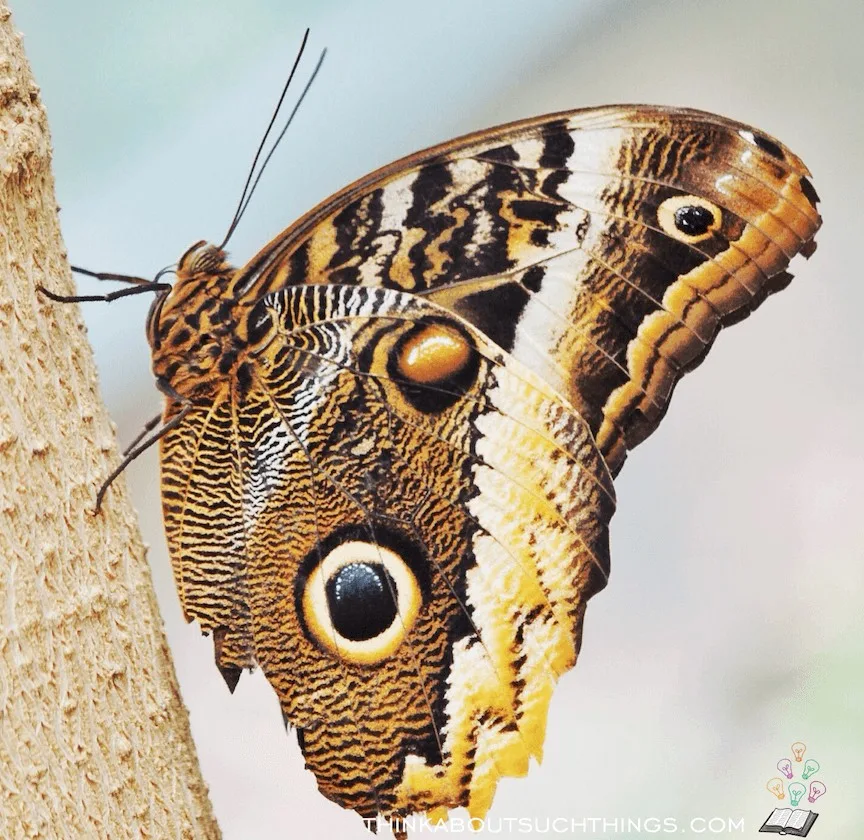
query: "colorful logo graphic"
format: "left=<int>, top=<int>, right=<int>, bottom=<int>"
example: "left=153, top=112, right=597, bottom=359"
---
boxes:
left=758, top=742, right=827, bottom=837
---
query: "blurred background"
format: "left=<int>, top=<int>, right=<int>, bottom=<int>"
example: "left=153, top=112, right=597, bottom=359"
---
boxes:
left=13, top=0, right=862, bottom=837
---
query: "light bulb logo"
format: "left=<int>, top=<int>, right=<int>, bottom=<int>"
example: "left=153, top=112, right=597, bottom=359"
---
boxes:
left=802, top=758, right=820, bottom=780
left=766, top=778, right=785, bottom=799
left=788, top=782, right=806, bottom=807
left=791, top=741, right=807, bottom=762
left=808, top=780, right=827, bottom=803
left=776, top=758, right=794, bottom=779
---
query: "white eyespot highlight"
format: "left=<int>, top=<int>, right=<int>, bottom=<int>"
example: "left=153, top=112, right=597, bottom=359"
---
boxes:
left=301, top=540, right=421, bottom=665
left=657, top=195, right=723, bottom=244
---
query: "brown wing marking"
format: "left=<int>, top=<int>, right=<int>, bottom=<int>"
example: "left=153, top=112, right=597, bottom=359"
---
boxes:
left=226, top=285, right=612, bottom=821
left=226, top=106, right=819, bottom=475
left=159, top=393, right=255, bottom=684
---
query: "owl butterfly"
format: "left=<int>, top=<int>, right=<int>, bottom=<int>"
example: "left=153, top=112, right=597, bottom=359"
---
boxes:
left=72, top=105, right=820, bottom=831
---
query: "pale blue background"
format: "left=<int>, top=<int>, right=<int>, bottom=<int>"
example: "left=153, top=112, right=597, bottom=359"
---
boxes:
left=14, top=1, right=863, bottom=837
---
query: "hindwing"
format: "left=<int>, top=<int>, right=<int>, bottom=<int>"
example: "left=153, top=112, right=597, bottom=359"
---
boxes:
left=161, top=285, right=614, bottom=821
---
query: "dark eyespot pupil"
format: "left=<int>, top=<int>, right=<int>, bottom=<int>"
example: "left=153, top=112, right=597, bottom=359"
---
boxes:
left=326, top=562, right=397, bottom=641
left=674, top=204, right=716, bottom=236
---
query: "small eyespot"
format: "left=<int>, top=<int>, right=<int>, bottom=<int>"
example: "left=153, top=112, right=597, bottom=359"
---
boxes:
left=388, top=318, right=481, bottom=413
left=657, top=195, right=723, bottom=244
left=739, top=129, right=785, bottom=161
left=301, top=541, right=422, bottom=665
left=396, top=322, right=472, bottom=385
left=674, top=204, right=715, bottom=236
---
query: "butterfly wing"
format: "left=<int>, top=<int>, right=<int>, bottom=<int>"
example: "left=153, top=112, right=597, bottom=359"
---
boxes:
left=236, top=105, right=821, bottom=474
left=160, top=395, right=257, bottom=685
left=157, top=105, right=820, bottom=826
left=161, top=284, right=614, bottom=822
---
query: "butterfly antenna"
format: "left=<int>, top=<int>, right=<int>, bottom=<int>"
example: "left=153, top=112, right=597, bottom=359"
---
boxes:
left=220, top=28, right=314, bottom=249
left=228, top=47, right=327, bottom=240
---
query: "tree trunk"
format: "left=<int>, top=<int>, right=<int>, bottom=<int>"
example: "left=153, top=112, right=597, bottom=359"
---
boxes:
left=0, top=5, right=220, bottom=838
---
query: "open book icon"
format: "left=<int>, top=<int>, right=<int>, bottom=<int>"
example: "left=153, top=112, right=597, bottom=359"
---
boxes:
left=759, top=808, right=819, bottom=836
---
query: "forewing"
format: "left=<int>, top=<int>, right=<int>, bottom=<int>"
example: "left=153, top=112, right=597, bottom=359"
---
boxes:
left=236, top=105, right=821, bottom=474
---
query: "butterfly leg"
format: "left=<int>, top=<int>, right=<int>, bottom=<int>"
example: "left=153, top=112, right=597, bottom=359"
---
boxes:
left=122, top=412, right=162, bottom=456
left=94, top=400, right=192, bottom=513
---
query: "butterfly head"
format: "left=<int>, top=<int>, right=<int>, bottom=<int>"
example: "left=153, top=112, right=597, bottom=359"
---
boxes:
left=176, top=240, right=232, bottom=276
left=146, top=240, right=248, bottom=398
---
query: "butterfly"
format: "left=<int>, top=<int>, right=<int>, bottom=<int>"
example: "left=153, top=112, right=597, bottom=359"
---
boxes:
left=58, top=101, right=820, bottom=831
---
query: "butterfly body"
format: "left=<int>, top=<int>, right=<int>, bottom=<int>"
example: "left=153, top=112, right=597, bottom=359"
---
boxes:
left=146, top=242, right=253, bottom=399
left=139, top=105, right=819, bottom=828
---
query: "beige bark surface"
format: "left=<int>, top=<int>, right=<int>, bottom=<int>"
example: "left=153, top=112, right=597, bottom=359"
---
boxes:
left=0, top=5, right=220, bottom=838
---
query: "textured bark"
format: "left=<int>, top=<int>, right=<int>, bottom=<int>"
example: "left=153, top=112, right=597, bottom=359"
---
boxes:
left=0, top=6, right=220, bottom=839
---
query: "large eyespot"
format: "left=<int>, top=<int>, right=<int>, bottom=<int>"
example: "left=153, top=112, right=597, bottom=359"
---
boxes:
left=657, top=195, right=723, bottom=244
left=300, top=541, right=422, bottom=665
left=387, top=318, right=481, bottom=413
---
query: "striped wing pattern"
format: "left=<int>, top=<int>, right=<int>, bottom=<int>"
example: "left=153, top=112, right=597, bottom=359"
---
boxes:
left=162, top=284, right=614, bottom=821
left=151, top=106, right=820, bottom=829
left=239, top=106, right=821, bottom=473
